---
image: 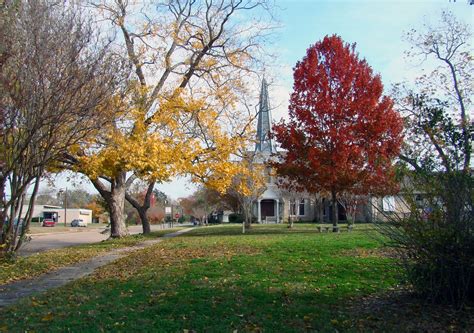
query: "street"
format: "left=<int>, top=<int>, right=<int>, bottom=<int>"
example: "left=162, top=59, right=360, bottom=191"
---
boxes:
left=19, top=224, right=186, bottom=256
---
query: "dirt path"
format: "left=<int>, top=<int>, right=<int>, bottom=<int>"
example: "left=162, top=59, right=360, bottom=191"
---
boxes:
left=0, top=228, right=193, bottom=307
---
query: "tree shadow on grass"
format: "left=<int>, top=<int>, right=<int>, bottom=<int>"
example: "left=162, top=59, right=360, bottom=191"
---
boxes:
left=0, top=272, right=396, bottom=332
left=345, top=287, right=474, bottom=332
left=9, top=276, right=472, bottom=333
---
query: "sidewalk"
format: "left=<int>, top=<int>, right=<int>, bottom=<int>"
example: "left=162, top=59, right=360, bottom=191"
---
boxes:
left=0, top=227, right=194, bottom=308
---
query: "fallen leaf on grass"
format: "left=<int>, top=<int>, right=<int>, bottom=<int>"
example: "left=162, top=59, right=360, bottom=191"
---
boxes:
left=41, top=312, right=54, bottom=322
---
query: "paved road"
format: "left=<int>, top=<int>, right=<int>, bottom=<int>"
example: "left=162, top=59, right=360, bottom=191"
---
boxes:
left=19, top=224, right=188, bottom=256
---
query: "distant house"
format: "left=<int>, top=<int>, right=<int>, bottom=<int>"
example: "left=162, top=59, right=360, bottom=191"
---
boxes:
left=20, top=205, right=93, bottom=225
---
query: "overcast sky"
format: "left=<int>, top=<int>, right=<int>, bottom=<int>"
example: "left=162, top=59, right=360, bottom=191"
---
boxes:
left=45, top=0, right=472, bottom=200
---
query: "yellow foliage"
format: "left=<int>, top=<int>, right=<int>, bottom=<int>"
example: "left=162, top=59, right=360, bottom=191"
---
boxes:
left=234, top=159, right=265, bottom=197
left=67, top=1, right=261, bottom=191
left=69, top=81, right=254, bottom=193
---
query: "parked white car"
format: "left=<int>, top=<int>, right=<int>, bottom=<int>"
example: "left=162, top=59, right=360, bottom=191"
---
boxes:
left=70, top=219, right=87, bottom=227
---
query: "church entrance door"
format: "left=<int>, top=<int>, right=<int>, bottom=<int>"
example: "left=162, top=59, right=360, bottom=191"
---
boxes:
left=261, top=199, right=275, bottom=218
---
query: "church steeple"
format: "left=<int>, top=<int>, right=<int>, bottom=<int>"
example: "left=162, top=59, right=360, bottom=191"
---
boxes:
left=255, top=78, right=275, bottom=153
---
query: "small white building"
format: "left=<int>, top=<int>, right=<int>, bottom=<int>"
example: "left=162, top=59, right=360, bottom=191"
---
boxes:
left=20, top=205, right=93, bottom=225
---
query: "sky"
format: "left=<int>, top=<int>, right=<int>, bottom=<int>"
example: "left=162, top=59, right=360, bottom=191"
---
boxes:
left=44, top=0, right=473, bottom=200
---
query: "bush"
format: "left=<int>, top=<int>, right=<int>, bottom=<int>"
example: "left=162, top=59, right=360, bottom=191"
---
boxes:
left=228, top=213, right=244, bottom=224
left=207, top=214, right=220, bottom=224
left=376, top=172, right=473, bottom=305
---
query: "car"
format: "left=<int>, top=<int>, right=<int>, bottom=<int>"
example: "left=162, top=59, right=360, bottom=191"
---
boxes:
left=42, top=218, right=56, bottom=227
left=71, top=219, right=87, bottom=227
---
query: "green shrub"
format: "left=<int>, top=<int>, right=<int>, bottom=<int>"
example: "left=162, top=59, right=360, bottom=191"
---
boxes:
left=228, top=213, right=244, bottom=224
left=377, top=172, right=473, bottom=305
left=208, top=214, right=220, bottom=224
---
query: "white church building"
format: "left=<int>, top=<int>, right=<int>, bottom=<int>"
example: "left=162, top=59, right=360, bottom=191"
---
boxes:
left=251, top=79, right=316, bottom=223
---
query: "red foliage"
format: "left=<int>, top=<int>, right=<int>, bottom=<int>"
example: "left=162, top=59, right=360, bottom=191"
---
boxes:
left=272, top=35, right=403, bottom=197
left=147, top=206, right=165, bottom=224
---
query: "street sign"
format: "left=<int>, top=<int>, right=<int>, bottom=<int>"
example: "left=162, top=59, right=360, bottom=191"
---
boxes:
left=175, top=213, right=180, bottom=219
left=165, top=207, right=172, bottom=214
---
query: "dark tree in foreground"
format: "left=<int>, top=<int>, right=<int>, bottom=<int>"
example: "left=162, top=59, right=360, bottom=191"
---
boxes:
left=377, top=11, right=473, bottom=305
left=0, top=0, right=125, bottom=255
left=273, top=35, right=403, bottom=231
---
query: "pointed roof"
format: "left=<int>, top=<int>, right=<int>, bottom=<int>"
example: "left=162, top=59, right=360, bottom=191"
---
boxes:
left=255, top=78, right=275, bottom=154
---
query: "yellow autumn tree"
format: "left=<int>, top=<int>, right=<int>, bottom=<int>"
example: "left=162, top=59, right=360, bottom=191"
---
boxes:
left=65, top=0, right=275, bottom=237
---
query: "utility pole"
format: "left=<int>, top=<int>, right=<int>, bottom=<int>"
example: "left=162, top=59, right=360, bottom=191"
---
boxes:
left=64, top=188, right=67, bottom=227
left=59, top=188, right=68, bottom=226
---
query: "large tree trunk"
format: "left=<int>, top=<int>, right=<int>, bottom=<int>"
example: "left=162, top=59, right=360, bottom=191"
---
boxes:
left=109, top=183, right=128, bottom=238
left=92, top=173, right=129, bottom=238
left=331, top=190, right=338, bottom=232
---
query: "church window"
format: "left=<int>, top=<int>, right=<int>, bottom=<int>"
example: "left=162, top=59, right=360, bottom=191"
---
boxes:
left=382, top=196, right=396, bottom=212
left=299, top=199, right=305, bottom=216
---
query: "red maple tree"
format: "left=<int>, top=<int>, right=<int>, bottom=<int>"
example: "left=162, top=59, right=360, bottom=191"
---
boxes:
left=272, top=35, right=403, bottom=230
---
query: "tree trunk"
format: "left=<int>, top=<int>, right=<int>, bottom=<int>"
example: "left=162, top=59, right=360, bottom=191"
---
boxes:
left=0, top=177, right=6, bottom=242
left=92, top=173, right=129, bottom=238
left=243, top=202, right=252, bottom=230
left=244, top=213, right=252, bottom=229
left=138, top=208, right=151, bottom=234
left=109, top=179, right=128, bottom=238
left=316, top=196, right=323, bottom=222
left=331, top=190, right=338, bottom=232
left=14, top=176, right=40, bottom=251
left=125, top=181, right=154, bottom=234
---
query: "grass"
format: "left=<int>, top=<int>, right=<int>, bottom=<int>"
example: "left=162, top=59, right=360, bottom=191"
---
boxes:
left=0, top=228, right=184, bottom=285
left=1, top=224, right=471, bottom=332
left=28, top=222, right=107, bottom=234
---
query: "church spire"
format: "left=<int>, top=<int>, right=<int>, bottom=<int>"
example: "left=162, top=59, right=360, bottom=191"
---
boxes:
left=255, top=78, right=275, bottom=153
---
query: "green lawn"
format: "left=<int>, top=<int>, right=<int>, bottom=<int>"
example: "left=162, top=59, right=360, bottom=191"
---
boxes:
left=0, top=228, right=184, bottom=285
left=0, top=224, right=469, bottom=332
